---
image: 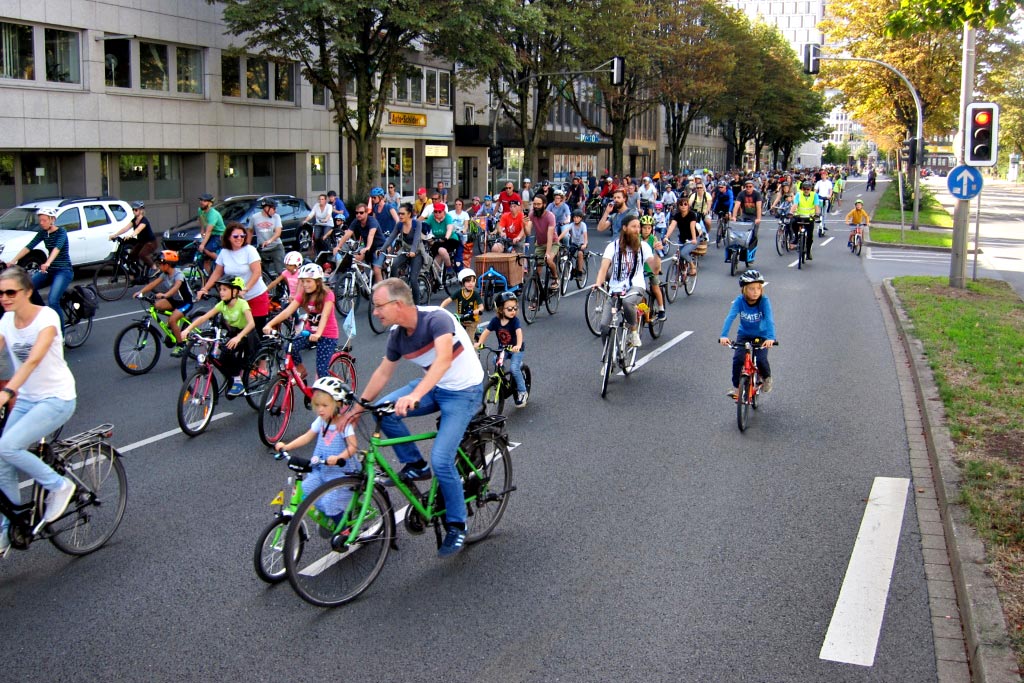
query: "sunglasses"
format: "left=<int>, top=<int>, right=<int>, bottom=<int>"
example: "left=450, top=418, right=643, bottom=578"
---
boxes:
left=503, top=306, right=518, bottom=312
left=0, top=288, right=23, bottom=298
left=230, top=234, right=246, bottom=239
left=356, top=211, right=366, bottom=215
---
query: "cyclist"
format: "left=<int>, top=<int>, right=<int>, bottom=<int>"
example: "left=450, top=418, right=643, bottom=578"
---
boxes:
left=547, top=189, right=572, bottom=245
left=476, top=290, right=528, bottom=407
left=814, top=173, right=834, bottom=226
left=638, top=216, right=666, bottom=321
left=303, top=194, right=337, bottom=256
left=688, top=179, right=712, bottom=240
left=11, top=207, right=74, bottom=327
left=381, top=203, right=425, bottom=303
left=652, top=202, right=669, bottom=239
left=567, top=209, right=589, bottom=278
left=440, top=268, right=483, bottom=341
left=198, top=223, right=271, bottom=332
left=326, top=190, right=349, bottom=226
left=358, top=278, right=484, bottom=558
left=273, top=376, right=362, bottom=520
left=266, top=250, right=304, bottom=302
left=666, top=198, right=701, bottom=278
left=420, top=202, right=459, bottom=276
left=638, top=176, right=658, bottom=210
left=109, top=200, right=157, bottom=282
left=593, top=214, right=659, bottom=348
left=182, top=276, right=256, bottom=398
left=134, top=250, right=194, bottom=356
left=264, top=263, right=339, bottom=381
left=335, top=203, right=384, bottom=284
left=769, top=182, right=793, bottom=216
left=369, top=186, right=399, bottom=244
left=196, top=192, right=226, bottom=269
left=492, top=199, right=526, bottom=253
left=660, top=184, right=678, bottom=214
left=447, top=198, right=473, bottom=267
left=718, top=269, right=776, bottom=398
left=845, top=198, right=871, bottom=248
left=527, top=195, right=560, bottom=295
left=710, top=180, right=733, bottom=228
left=597, top=189, right=629, bottom=241
left=497, top=181, right=521, bottom=215
left=0, top=265, right=78, bottom=555
left=788, top=180, right=821, bottom=261
left=731, top=179, right=763, bottom=264
left=248, top=198, right=285, bottom=278
left=832, top=173, right=845, bottom=209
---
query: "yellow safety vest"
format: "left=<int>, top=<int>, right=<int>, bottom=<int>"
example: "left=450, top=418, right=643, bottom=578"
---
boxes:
left=795, top=192, right=817, bottom=217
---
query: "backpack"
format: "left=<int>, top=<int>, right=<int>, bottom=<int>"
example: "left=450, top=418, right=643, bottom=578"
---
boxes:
left=67, top=285, right=99, bottom=319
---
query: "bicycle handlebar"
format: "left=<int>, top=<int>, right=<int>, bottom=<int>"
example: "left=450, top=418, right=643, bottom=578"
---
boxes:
left=723, top=339, right=780, bottom=349
left=274, top=450, right=322, bottom=470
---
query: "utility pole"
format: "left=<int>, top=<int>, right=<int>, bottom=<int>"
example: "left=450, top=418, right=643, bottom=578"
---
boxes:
left=949, top=25, right=976, bottom=289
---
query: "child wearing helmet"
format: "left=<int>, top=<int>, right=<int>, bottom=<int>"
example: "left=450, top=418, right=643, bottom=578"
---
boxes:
left=719, top=270, right=776, bottom=398
left=568, top=209, right=589, bottom=277
left=476, top=291, right=528, bottom=407
left=274, top=376, right=361, bottom=519
left=182, top=276, right=256, bottom=397
left=135, top=250, right=194, bottom=355
left=638, top=216, right=667, bottom=321
left=845, top=198, right=871, bottom=247
left=266, top=251, right=304, bottom=301
left=440, top=268, right=483, bottom=341
left=263, top=262, right=339, bottom=381
left=653, top=202, right=668, bottom=239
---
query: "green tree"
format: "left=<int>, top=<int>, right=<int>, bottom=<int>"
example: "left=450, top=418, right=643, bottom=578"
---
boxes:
left=887, top=0, right=1023, bottom=35
left=215, top=0, right=513, bottom=197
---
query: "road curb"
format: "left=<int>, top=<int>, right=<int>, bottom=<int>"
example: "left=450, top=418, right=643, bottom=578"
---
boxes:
left=881, top=278, right=1021, bottom=683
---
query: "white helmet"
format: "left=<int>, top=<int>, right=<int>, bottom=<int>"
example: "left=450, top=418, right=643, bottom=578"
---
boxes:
left=297, top=263, right=324, bottom=280
left=458, top=267, right=476, bottom=282
left=36, top=207, right=59, bottom=218
left=284, top=251, right=304, bottom=266
left=311, top=376, right=351, bottom=402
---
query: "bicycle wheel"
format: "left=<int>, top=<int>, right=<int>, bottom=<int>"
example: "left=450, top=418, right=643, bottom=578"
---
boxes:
left=522, top=364, right=532, bottom=394
left=775, top=228, right=786, bottom=256
left=334, top=273, right=357, bottom=316
left=729, top=251, right=738, bottom=276
left=545, top=277, right=560, bottom=315
left=368, top=298, right=386, bottom=334
left=47, top=443, right=127, bottom=556
left=415, top=274, right=431, bottom=305
left=114, top=322, right=161, bottom=375
left=92, top=261, right=130, bottom=301
left=559, top=256, right=572, bottom=296
left=443, top=270, right=462, bottom=299
left=798, top=233, right=805, bottom=270
left=179, top=334, right=207, bottom=381
left=684, top=264, right=697, bottom=296
left=621, top=328, right=638, bottom=374
left=254, top=516, right=302, bottom=584
left=854, top=233, right=863, bottom=256
left=63, top=315, right=93, bottom=349
left=600, top=331, right=614, bottom=398
left=663, top=260, right=679, bottom=304
left=327, top=353, right=357, bottom=390
left=522, top=277, right=540, bottom=324
left=585, top=287, right=607, bottom=337
left=648, top=303, right=665, bottom=339
left=178, top=369, right=218, bottom=436
left=736, top=376, right=750, bottom=432
left=258, top=378, right=293, bottom=447
left=285, top=476, right=393, bottom=608
left=461, top=435, right=513, bottom=543
left=575, top=253, right=590, bottom=289
left=716, top=220, right=726, bottom=248
left=482, top=376, right=505, bottom=416
left=244, top=347, right=280, bottom=411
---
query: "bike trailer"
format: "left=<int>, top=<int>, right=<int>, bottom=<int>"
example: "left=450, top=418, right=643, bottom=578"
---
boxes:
left=726, top=224, right=754, bottom=250
left=67, top=285, right=99, bottom=318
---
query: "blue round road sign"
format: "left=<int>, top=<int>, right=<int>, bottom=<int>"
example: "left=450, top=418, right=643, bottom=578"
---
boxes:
left=947, top=165, right=983, bottom=200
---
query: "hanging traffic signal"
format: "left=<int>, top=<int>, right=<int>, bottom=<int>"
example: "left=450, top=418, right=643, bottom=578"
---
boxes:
left=803, top=44, right=821, bottom=75
left=965, top=102, right=999, bottom=166
left=611, top=57, right=625, bottom=86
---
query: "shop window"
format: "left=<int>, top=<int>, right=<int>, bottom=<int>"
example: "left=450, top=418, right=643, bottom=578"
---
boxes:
left=140, top=42, right=169, bottom=91
left=0, top=22, right=34, bottom=80
left=45, top=29, right=80, bottom=83
left=104, top=38, right=131, bottom=88
left=222, top=154, right=250, bottom=196
left=253, top=155, right=274, bottom=194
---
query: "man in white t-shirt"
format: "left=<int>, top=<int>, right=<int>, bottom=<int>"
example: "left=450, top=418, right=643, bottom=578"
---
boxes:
left=354, top=278, right=484, bottom=558
left=637, top=176, right=658, bottom=212
left=592, top=214, right=658, bottom=348
left=814, top=176, right=834, bottom=218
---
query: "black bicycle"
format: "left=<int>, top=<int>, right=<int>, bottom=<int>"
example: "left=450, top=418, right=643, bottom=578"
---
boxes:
left=92, top=237, right=155, bottom=301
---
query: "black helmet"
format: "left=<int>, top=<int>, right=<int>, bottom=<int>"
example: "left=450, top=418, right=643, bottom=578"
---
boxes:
left=571, top=209, right=585, bottom=218
left=800, top=181, right=814, bottom=190
left=495, top=291, right=518, bottom=307
left=739, top=269, right=765, bottom=287
left=260, top=197, right=278, bottom=208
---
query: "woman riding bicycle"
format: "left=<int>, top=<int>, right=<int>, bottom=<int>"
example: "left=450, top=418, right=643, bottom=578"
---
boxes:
left=0, top=266, right=79, bottom=555
left=109, top=201, right=158, bottom=282
left=12, top=207, right=74, bottom=327
left=381, top=203, right=425, bottom=304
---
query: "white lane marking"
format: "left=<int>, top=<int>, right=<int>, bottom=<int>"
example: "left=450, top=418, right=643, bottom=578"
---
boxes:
left=821, top=237, right=835, bottom=247
left=116, top=412, right=234, bottom=453
left=93, top=310, right=141, bottom=322
left=618, top=330, right=693, bottom=376
left=563, top=287, right=590, bottom=299
left=788, top=258, right=800, bottom=268
left=820, top=476, right=910, bottom=667
left=18, top=453, right=108, bottom=490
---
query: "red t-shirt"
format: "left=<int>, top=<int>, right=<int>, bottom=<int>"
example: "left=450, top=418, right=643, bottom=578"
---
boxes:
left=498, top=190, right=521, bottom=214
left=499, top=212, right=525, bottom=241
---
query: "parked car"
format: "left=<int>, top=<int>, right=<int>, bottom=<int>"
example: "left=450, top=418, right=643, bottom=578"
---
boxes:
left=161, top=194, right=313, bottom=253
left=0, top=197, right=133, bottom=269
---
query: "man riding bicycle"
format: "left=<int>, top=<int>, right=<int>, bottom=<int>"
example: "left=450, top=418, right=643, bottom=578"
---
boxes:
left=731, top=179, right=763, bottom=264
left=788, top=181, right=822, bottom=261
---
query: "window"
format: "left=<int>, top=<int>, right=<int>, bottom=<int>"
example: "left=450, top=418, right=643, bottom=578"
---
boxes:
left=109, top=203, right=128, bottom=222
left=396, top=75, right=407, bottom=101
left=119, top=154, right=149, bottom=201
left=20, top=153, right=59, bottom=201
left=380, top=147, right=415, bottom=198
left=313, top=82, right=325, bottom=106
left=410, top=69, right=422, bottom=103
left=0, top=22, right=34, bottom=80
left=439, top=71, right=450, bottom=107
left=110, top=154, right=182, bottom=204
left=177, top=47, right=202, bottom=94
left=140, top=42, right=169, bottom=91
left=104, top=38, right=131, bottom=87
left=310, top=154, right=326, bottom=190
left=425, top=68, right=437, bottom=105
left=83, top=205, right=112, bottom=228
left=223, top=55, right=297, bottom=103
left=222, top=55, right=240, bottom=97
left=153, top=154, right=181, bottom=200
left=56, top=208, right=82, bottom=233
left=274, top=62, right=293, bottom=102
left=279, top=198, right=302, bottom=221
left=253, top=155, right=273, bottom=193
left=247, top=58, right=269, bottom=99
left=221, top=154, right=250, bottom=196
left=464, top=105, right=474, bottom=125
left=0, top=154, right=15, bottom=208
left=346, top=75, right=356, bottom=95
left=45, top=29, right=80, bottom=83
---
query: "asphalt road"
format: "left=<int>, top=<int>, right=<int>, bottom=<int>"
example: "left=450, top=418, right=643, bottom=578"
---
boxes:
left=1, top=180, right=939, bottom=682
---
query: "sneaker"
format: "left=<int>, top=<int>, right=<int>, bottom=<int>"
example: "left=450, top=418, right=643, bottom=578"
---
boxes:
left=806, top=253, right=813, bottom=261
left=169, top=345, right=186, bottom=358
left=655, top=310, right=666, bottom=322
left=628, top=330, right=642, bottom=347
left=727, top=387, right=739, bottom=399
left=515, top=391, right=528, bottom=407
left=43, top=478, right=77, bottom=524
left=398, top=461, right=432, bottom=482
left=227, top=378, right=245, bottom=397
left=763, top=376, right=774, bottom=393
left=438, top=525, right=467, bottom=558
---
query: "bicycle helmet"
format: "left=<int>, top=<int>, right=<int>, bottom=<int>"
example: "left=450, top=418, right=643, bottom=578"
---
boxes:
left=284, top=251, right=304, bottom=266
left=155, top=249, right=179, bottom=264
left=639, top=215, right=655, bottom=226
left=369, top=186, right=385, bottom=198
left=571, top=209, right=585, bottom=218
left=484, top=195, right=492, bottom=201
left=36, top=207, right=59, bottom=218
left=738, top=269, right=765, bottom=287
left=131, top=200, right=145, bottom=210
left=311, top=376, right=352, bottom=402
left=216, top=276, right=246, bottom=290
left=297, top=263, right=324, bottom=280
left=800, top=181, right=814, bottom=190
left=458, top=267, right=476, bottom=282
left=854, top=197, right=864, bottom=205
left=494, top=290, right=518, bottom=307
left=260, top=197, right=277, bottom=208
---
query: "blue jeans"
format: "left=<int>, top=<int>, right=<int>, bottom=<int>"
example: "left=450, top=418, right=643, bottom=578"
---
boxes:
left=378, top=379, right=483, bottom=525
left=0, top=396, right=77, bottom=527
left=508, top=351, right=527, bottom=393
left=31, top=267, right=74, bottom=327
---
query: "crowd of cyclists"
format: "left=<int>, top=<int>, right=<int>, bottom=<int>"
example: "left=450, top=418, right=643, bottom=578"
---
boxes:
left=1, top=161, right=873, bottom=561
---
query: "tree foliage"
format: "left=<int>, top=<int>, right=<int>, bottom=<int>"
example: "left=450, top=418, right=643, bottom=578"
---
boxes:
left=886, top=0, right=1023, bottom=36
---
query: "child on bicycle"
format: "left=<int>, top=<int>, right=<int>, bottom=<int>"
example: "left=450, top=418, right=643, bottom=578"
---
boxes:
left=719, top=269, right=776, bottom=398
left=653, top=201, right=669, bottom=239
left=263, top=263, right=338, bottom=381
left=440, top=268, right=483, bottom=341
left=845, top=198, right=871, bottom=247
left=568, top=209, right=589, bottom=278
left=274, top=376, right=361, bottom=520
left=475, top=290, right=528, bottom=407
left=266, top=251, right=304, bottom=302
left=181, top=276, right=256, bottom=397
left=134, top=249, right=194, bottom=356
left=638, top=216, right=666, bottom=319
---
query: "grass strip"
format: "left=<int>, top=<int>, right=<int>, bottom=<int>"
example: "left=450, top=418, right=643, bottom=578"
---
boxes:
left=893, top=276, right=1024, bottom=665
left=869, top=228, right=953, bottom=248
left=873, top=180, right=954, bottom=228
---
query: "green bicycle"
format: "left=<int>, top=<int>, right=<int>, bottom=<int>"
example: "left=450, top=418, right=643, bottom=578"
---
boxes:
left=283, top=397, right=514, bottom=607
left=113, top=294, right=207, bottom=376
left=254, top=450, right=326, bottom=583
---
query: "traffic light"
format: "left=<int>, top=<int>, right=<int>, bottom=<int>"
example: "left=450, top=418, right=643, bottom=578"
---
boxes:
left=965, top=102, right=999, bottom=167
left=611, top=57, right=625, bottom=86
left=803, top=43, right=821, bottom=75
left=488, top=145, right=504, bottom=171
left=901, top=137, right=917, bottom=166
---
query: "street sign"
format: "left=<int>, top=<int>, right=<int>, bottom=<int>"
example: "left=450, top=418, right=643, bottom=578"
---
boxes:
left=947, top=165, right=983, bottom=200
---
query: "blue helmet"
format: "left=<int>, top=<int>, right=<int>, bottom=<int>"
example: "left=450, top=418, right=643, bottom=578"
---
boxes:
left=369, top=186, right=385, bottom=198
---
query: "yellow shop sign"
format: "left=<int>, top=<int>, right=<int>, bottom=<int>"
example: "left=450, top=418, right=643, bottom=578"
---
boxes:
left=389, top=112, right=427, bottom=127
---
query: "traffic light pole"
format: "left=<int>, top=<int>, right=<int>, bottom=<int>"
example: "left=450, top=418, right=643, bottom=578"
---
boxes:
left=949, top=25, right=977, bottom=289
left=818, top=55, right=923, bottom=230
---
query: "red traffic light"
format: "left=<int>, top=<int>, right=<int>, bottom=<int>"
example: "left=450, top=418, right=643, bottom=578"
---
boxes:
left=973, top=110, right=992, bottom=126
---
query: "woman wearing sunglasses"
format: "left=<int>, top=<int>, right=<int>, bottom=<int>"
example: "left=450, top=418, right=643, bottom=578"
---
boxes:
left=197, top=222, right=270, bottom=331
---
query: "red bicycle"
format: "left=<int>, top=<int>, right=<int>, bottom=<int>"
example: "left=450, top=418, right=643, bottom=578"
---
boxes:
left=726, top=339, right=779, bottom=432
left=257, top=331, right=357, bottom=447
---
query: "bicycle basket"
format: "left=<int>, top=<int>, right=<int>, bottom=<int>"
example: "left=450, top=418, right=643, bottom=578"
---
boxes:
left=68, top=285, right=99, bottom=318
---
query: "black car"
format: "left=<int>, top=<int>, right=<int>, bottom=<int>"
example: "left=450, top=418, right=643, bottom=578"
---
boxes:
left=161, top=194, right=313, bottom=253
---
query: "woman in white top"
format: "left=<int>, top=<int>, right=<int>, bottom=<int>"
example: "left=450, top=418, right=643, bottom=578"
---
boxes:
left=303, top=193, right=336, bottom=255
left=198, top=222, right=270, bottom=330
left=447, top=198, right=472, bottom=267
left=0, top=266, right=78, bottom=552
